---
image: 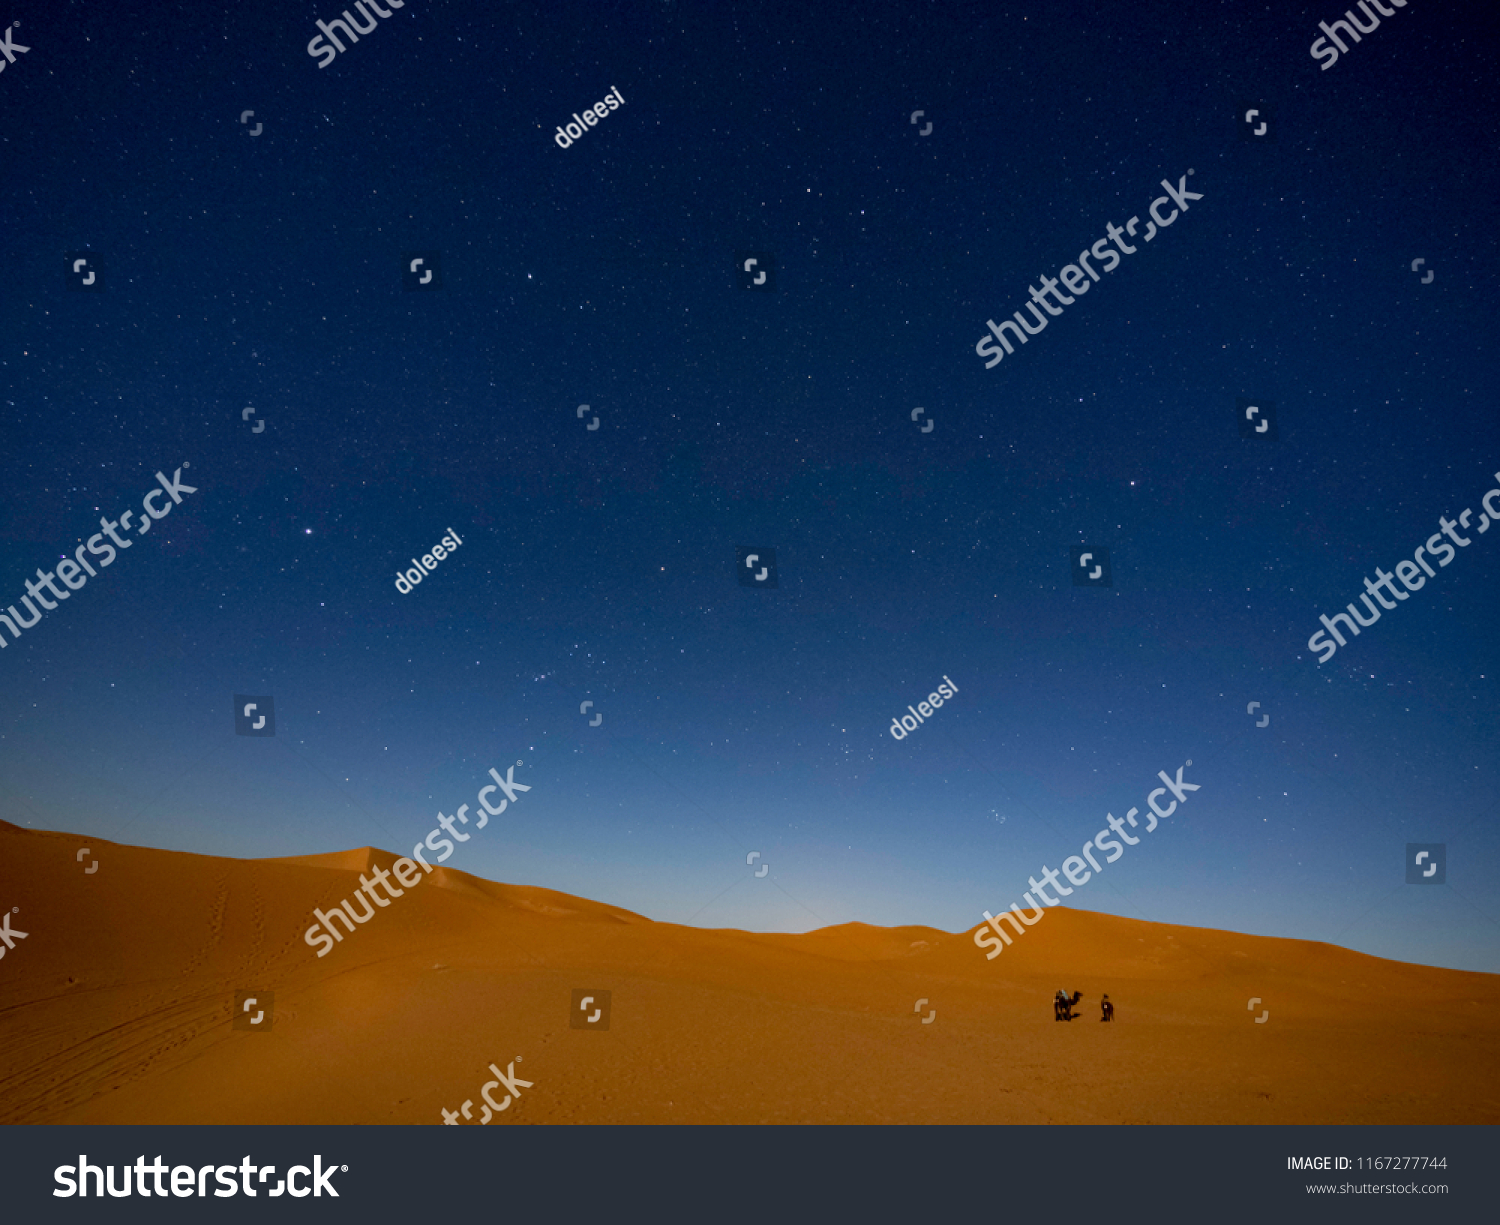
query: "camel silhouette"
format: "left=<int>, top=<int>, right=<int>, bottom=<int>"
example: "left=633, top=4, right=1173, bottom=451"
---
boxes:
left=1054, top=989, right=1084, bottom=1021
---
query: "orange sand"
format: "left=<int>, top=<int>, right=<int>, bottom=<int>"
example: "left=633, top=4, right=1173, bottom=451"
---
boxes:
left=2, top=817, right=1497, bottom=1124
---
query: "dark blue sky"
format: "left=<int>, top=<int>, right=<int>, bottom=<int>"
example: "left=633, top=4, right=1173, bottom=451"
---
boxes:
left=2, top=0, right=1496, bottom=971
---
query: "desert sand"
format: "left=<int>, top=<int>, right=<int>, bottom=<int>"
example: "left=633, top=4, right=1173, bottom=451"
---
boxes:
left=2, top=816, right=1497, bottom=1125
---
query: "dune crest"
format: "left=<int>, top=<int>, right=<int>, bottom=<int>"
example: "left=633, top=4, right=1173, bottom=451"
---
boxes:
left=1, top=819, right=1497, bottom=1125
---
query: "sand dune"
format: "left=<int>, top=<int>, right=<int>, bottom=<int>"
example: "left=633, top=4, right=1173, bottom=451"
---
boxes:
left=2, top=817, right=1497, bottom=1124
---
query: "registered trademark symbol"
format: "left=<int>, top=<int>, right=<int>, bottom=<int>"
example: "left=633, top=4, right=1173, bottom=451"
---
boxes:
left=517, top=759, right=522, bottom=766
left=341, top=1165, right=348, bottom=1172
left=10, top=906, right=17, bottom=913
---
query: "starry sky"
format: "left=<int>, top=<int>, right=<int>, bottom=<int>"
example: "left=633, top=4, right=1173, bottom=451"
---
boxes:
left=1, top=0, right=1496, bottom=971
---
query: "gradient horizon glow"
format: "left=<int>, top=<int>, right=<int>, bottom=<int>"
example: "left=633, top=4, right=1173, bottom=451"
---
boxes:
left=1, top=0, right=1495, bottom=974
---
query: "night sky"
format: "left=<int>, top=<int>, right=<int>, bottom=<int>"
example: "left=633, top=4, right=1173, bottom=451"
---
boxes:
left=2, top=0, right=1496, bottom=972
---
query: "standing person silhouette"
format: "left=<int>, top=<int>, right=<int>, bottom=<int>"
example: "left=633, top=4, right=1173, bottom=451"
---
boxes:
left=1100, top=994, right=1114, bottom=1022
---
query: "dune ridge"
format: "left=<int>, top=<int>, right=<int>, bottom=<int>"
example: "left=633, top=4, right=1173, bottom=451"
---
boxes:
left=2, top=817, right=1497, bottom=1124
